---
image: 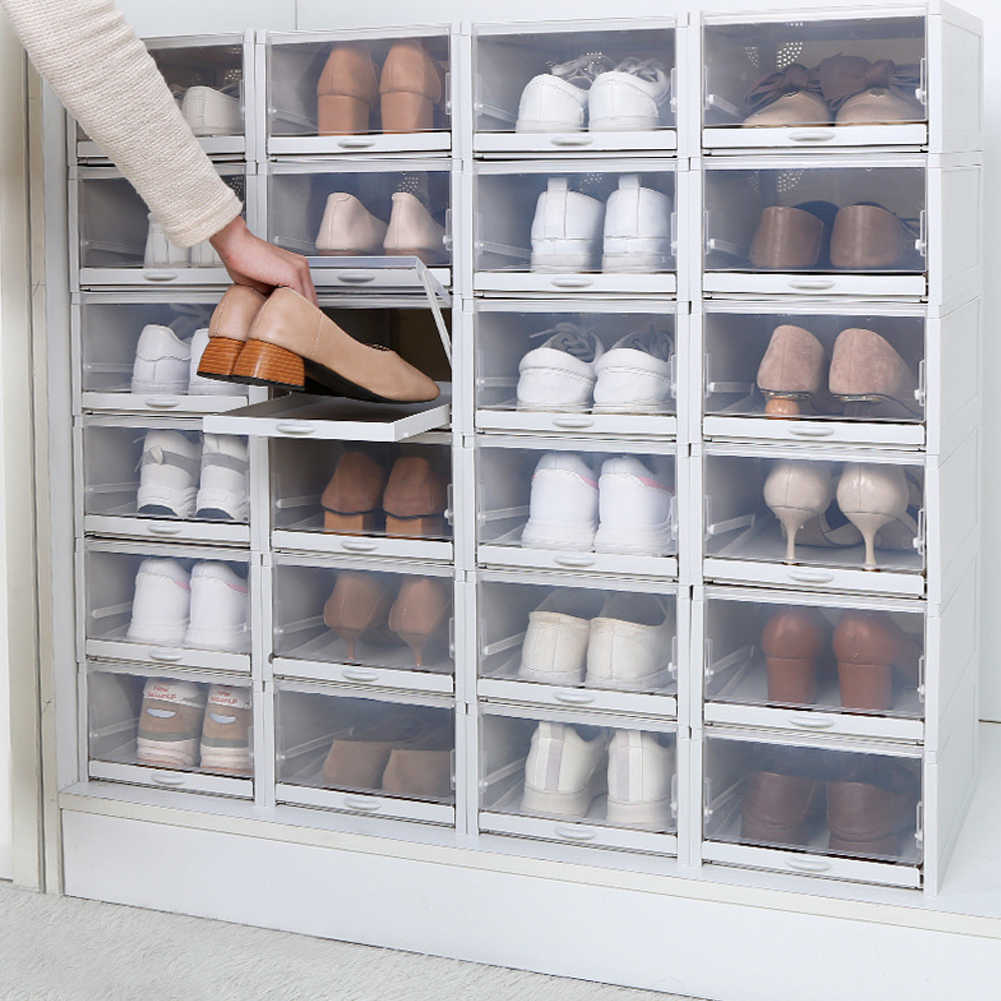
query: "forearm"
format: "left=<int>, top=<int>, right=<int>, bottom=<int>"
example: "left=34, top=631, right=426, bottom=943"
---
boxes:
left=1, top=0, right=241, bottom=246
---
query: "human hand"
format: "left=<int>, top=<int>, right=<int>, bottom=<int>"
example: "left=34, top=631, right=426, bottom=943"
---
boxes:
left=210, top=216, right=318, bottom=305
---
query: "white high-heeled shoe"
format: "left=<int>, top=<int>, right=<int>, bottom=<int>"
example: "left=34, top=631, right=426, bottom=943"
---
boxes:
left=836, top=464, right=919, bottom=570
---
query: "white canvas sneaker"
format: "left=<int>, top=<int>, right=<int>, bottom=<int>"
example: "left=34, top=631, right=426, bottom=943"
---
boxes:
left=522, top=722, right=608, bottom=817
left=315, top=192, right=388, bottom=256
left=516, top=324, right=604, bottom=412
left=188, top=328, right=237, bottom=396
left=589, top=58, right=670, bottom=132
left=189, top=241, right=224, bottom=268
left=515, top=53, right=614, bottom=133
left=586, top=594, right=675, bottom=691
left=530, top=178, right=604, bottom=273
left=131, top=324, right=191, bottom=395
left=184, top=562, right=249, bottom=652
left=144, top=215, right=189, bottom=269
left=181, top=86, right=242, bottom=136
left=593, top=327, right=674, bottom=413
left=518, top=591, right=604, bottom=686
left=383, top=192, right=447, bottom=265
left=136, top=430, right=202, bottom=519
left=521, top=452, right=598, bottom=552
left=127, top=558, right=191, bottom=646
left=602, top=175, right=673, bottom=273
left=136, top=678, right=207, bottom=770
left=199, top=685, right=253, bottom=775
left=195, top=434, right=250, bottom=522
left=594, top=456, right=674, bottom=556
left=606, top=730, right=675, bottom=830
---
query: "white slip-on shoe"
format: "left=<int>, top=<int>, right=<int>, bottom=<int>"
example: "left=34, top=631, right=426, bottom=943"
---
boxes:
left=136, top=430, right=202, bottom=519
left=521, top=452, right=599, bottom=552
left=516, top=323, right=604, bottom=412
left=181, top=86, right=243, bottom=136
left=586, top=594, right=675, bottom=692
left=136, top=678, right=207, bottom=770
left=515, top=53, right=614, bottom=133
left=518, top=591, right=604, bottom=686
left=189, top=241, right=224, bottom=268
left=588, top=58, right=670, bottom=132
left=594, top=456, right=674, bottom=556
left=530, top=178, right=605, bottom=273
left=606, top=730, right=675, bottom=830
left=383, top=192, right=447, bottom=265
left=602, top=175, right=673, bottom=273
left=126, top=558, right=191, bottom=647
left=144, top=215, right=189, bottom=269
left=184, top=562, right=249, bottom=652
left=521, top=722, right=609, bottom=817
left=131, top=324, right=192, bottom=395
left=593, top=326, right=674, bottom=413
left=315, top=192, right=388, bottom=255
left=188, top=328, right=238, bottom=396
left=199, top=685, right=253, bottom=775
left=195, top=434, right=250, bottom=522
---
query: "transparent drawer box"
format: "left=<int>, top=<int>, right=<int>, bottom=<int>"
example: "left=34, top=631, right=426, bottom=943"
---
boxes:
left=270, top=557, right=454, bottom=692
left=266, top=28, right=452, bottom=155
left=267, top=160, right=452, bottom=286
left=700, top=730, right=923, bottom=887
left=473, top=301, right=678, bottom=438
left=270, top=433, right=453, bottom=561
left=476, top=438, right=678, bottom=578
left=72, top=165, right=250, bottom=287
left=479, top=705, right=678, bottom=853
left=80, top=541, right=253, bottom=674
left=701, top=449, right=926, bottom=596
left=78, top=418, right=250, bottom=545
left=73, top=294, right=249, bottom=415
left=473, top=19, right=677, bottom=153
left=275, top=684, right=455, bottom=824
left=86, top=665, right=254, bottom=797
left=474, top=160, right=677, bottom=294
left=475, top=571, right=679, bottom=711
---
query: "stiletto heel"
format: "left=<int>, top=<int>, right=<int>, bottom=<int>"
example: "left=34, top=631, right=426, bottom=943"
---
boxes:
left=388, top=577, right=450, bottom=668
left=763, top=460, right=836, bottom=564
left=770, top=505, right=813, bottom=563
left=322, top=573, right=391, bottom=659
left=842, top=510, right=893, bottom=569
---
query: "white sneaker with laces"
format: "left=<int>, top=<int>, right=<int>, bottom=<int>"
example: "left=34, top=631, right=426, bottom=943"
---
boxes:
left=521, top=453, right=598, bottom=552
left=531, top=178, right=605, bottom=272
left=516, top=324, right=604, bottom=412
left=184, top=562, right=249, bottom=652
left=602, top=175, right=673, bottom=273
left=195, top=434, right=250, bottom=521
left=181, top=86, right=242, bottom=136
left=586, top=594, right=675, bottom=691
left=606, top=730, right=675, bottom=830
left=127, top=558, right=191, bottom=646
left=131, top=324, right=191, bottom=395
left=595, top=456, right=674, bottom=556
left=144, top=215, right=189, bottom=269
left=589, top=59, right=671, bottom=131
left=136, top=430, right=202, bottom=519
left=593, top=327, right=674, bottom=413
left=518, top=591, right=603, bottom=686
left=188, top=328, right=237, bottom=396
left=516, top=53, right=614, bottom=133
left=521, top=722, right=608, bottom=817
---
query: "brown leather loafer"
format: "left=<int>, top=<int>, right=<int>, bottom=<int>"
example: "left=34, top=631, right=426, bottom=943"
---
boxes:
left=388, top=576, right=451, bottom=667
left=833, top=611, right=920, bottom=711
left=829, top=204, right=913, bottom=270
left=197, top=286, right=267, bottom=381
left=382, top=455, right=448, bottom=538
left=322, top=451, right=388, bottom=534
left=316, top=43, right=379, bottom=135
left=827, top=762, right=918, bottom=857
left=760, top=607, right=826, bottom=705
left=379, top=40, right=443, bottom=133
left=741, top=769, right=823, bottom=846
left=749, top=206, right=825, bottom=269
left=322, top=572, right=392, bottom=659
left=829, top=328, right=920, bottom=417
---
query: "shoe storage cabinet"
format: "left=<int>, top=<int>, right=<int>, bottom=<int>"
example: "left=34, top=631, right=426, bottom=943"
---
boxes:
left=50, top=7, right=982, bottom=981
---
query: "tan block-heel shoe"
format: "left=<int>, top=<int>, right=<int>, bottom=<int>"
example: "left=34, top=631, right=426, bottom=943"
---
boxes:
left=321, top=451, right=388, bottom=535
left=756, top=324, right=826, bottom=416
left=835, top=463, right=917, bottom=569
left=388, top=576, right=451, bottom=667
left=833, top=611, right=920, bottom=712
left=316, top=44, right=379, bottom=135
left=828, top=327, right=920, bottom=417
left=381, top=455, right=447, bottom=538
left=379, top=40, right=443, bottom=133
left=749, top=206, right=825, bottom=270
left=761, top=607, right=826, bottom=705
left=196, top=286, right=267, bottom=381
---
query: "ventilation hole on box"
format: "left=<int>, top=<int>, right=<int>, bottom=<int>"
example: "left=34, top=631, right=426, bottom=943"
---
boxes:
left=776, top=41, right=805, bottom=69
left=776, top=170, right=804, bottom=194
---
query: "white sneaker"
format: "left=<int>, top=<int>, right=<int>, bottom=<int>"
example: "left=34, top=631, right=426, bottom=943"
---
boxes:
left=181, top=86, right=242, bottom=137
left=136, top=678, right=207, bottom=770
left=518, top=592, right=602, bottom=686
left=383, top=192, right=447, bottom=265
left=144, top=215, right=189, bottom=268
left=586, top=595, right=675, bottom=691
left=530, top=178, right=604, bottom=273
left=606, top=730, right=674, bottom=830
left=195, top=434, right=249, bottom=522
left=199, top=685, right=253, bottom=775
left=127, top=558, right=191, bottom=646
left=522, top=722, right=608, bottom=817
left=187, top=328, right=235, bottom=396
left=315, top=193, right=388, bottom=255
left=516, top=324, right=604, bottom=412
left=602, top=175, right=673, bottom=273
left=184, top=562, right=249, bottom=652
left=189, top=241, right=224, bottom=268
left=593, top=327, right=674, bottom=413
left=131, top=324, right=191, bottom=395
left=589, top=59, right=670, bottom=132
left=595, top=456, right=674, bottom=556
left=516, top=53, right=614, bottom=133
left=521, top=453, right=598, bottom=552
left=136, top=430, right=202, bottom=519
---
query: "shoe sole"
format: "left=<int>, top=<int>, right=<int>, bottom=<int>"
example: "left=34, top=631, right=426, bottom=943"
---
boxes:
left=606, top=795, right=671, bottom=830
left=522, top=771, right=604, bottom=818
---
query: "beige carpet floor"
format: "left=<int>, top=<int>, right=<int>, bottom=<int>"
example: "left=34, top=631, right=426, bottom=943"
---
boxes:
left=0, top=882, right=697, bottom=1001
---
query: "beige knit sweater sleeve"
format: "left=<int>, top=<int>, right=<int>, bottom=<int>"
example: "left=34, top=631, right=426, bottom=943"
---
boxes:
left=1, top=0, right=242, bottom=247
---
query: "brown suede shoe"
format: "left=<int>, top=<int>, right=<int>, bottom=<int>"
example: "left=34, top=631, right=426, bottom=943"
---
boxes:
left=760, top=607, right=827, bottom=705
left=827, top=762, right=918, bottom=857
left=388, top=576, right=451, bottom=667
left=322, top=572, right=392, bottom=659
left=233, top=288, right=440, bottom=402
left=741, top=770, right=823, bottom=846
left=197, top=286, right=267, bottom=381
left=829, top=204, right=912, bottom=270
left=833, top=611, right=920, bottom=711
left=321, top=712, right=423, bottom=789
left=756, top=324, right=827, bottom=416
left=321, top=451, right=388, bottom=534
left=381, top=723, right=453, bottom=799
left=379, top=40, right=443, bottom=133
left=381, top=455, right=447, bottom=538
left=828, top=327, right=920, bottom=417
left=316, top=44, right=379, bottom=135
left=749, top=206, right=825, bottom=269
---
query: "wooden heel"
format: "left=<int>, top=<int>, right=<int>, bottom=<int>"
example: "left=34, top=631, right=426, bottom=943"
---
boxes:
left=384, top=514, right=445, bottom=539
left=197, top=336, right=243, bottom=379
left=838, top=660, right=894, bottom=711
left=318, top=94, right=371, bottom=135
left=380, top=91, right=433, bottom=133
left=323, top=511, right=380, bottom=535
left=232, top=340, right=305, bottom=390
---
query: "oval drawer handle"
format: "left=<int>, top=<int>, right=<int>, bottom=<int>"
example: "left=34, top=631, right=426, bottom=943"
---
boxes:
left=788, top=128, right=836, bottom=142
left=151, top=773, right=186, bottom=786
left=338, top=138, right=374, bottom=148
left=549, top=277, right=593, bottom=289
left=147, top=523, right=183, bottom=536
left=337, top=274, right=376, bottom=284
left=552, top=415, right=594, bottom=429
left=553, top=554, right=596, bottom=568
left=142, top=270, right=180, bottom=283
left=786, top=569, right=834, bottom=584
left=344, top=795, right=381, bottom=812
left=553, top=690, right=596, bottom=706
left=787, top=279, right=835, bottom=291
left=553, top=824, right=596, bottom=842
left=275, top=422, right=315, bottom=436
left=789, top=425, right=835, bottom=438
left=789, top=713, right=835, bottom=730
left=341, top=667, right=379, bottom=684
left=143, top=396, right=181, bottom=410
left=550, top=135, right=594, bottom=147
left=340, top=539, right=377, bottom=552
left=149, top=648, right=184, bottom=662
left=786, top=857, right=831, bottom=874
